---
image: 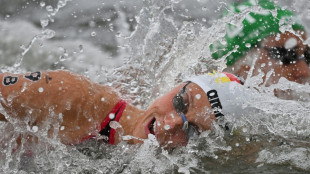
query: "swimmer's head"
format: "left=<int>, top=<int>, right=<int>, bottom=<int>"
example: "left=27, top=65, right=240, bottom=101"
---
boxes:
left=209, top=0, right=305, bottom=66
left=132, top=72, right=243, bottom=149
left=132, top=79, right=216, bottom=149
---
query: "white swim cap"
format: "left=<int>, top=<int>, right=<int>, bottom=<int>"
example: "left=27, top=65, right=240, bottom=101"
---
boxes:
left=188, top=72, right=255, bottom=119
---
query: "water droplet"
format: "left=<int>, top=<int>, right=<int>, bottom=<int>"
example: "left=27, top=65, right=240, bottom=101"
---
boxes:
left=42, top=29, right=55, bottom=39
left=235, top=143, right=239, bottom=147
left=46, top=5, right=53, bottom=12
left=66, top=102, right=71, bottom=110
left=38, top=87, right=44, bottom=93
left=32, top=126, right=38, bottom=132
left=101, top=97, right=105, bottom=102
left=242, top=127, right=247, bottom=132
left=157, top=121, right=161, bottom=126
left=127, top=115, right=131, bottom=119
left=40, top=18, right=49, bottom=28
left=245, top=43, right=251, bottom=48
left=59, top=113, right=63, bottom=119
left=109, top=113, right=115, bottom=119
left=59, top=55, right=66, bottom=62
left=88, top=21, right=96, bottom=28
left=40, top=1, right=46, bottom=7
left=60, top=126, right=65, bottom=130
left=261, top=63, right=266, bottom=67
left=110, top=121, right=121, bottom=129
left=91, top=31, right=96, bottom=37
left=268, top=62, right=272, bottom=66
left=195, top=94, right=201, bottom=100
left=164, top=125, right=170, bottom=130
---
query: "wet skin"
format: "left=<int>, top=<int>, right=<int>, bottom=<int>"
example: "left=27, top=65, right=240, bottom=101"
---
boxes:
left=235, top=31, right=310, bottom=86
left=132, top=82, right=215, bottom=148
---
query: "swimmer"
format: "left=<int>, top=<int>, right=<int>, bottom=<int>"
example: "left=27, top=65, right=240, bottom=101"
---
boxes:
left=0, top=70, right=247, bottom=149
left=210, top=0, right=310, bottom=86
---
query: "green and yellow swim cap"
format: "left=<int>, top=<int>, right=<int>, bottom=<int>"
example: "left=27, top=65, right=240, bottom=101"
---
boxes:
left=209, top=0, right=305, bottom=66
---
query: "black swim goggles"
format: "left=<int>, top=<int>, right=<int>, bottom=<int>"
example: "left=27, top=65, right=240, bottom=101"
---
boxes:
left=263, top=45, right=310, bottom=65
left=172, top=81, right=200, bottom=140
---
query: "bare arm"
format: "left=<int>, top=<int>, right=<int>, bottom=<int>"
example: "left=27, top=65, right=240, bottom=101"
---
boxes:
left=0, top=70, right=120, bottom=144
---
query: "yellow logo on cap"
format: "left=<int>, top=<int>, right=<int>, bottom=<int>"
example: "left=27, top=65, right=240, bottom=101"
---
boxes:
left=207, top=71, right=232, bottom=83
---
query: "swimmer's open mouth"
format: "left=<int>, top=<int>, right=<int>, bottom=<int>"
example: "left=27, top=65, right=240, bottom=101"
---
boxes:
left=148, top=117, right=156, bottom=135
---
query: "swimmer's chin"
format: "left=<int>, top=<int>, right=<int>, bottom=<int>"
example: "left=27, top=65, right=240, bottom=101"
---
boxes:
left=131, top=126, right=148, bottom=144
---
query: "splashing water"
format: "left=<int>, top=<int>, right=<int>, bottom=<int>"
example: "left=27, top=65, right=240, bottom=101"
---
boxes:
left=1, top=0, right=310, bottom=173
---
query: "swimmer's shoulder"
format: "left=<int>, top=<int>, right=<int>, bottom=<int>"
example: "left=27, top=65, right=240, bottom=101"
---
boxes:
left=0, top=70, right=92, bottom=99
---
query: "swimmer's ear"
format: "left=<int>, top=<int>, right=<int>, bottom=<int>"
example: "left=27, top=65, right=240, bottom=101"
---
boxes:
left=0, top=113, right=7, bottom=122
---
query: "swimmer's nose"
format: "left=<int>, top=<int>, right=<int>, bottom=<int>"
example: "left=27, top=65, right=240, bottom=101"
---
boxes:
left=163, top=113, right=184, bottom=130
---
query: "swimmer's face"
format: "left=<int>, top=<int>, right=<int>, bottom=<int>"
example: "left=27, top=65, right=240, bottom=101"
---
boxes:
left=133, top=82, right=215, bottom=148
left=255, top=31, right=310, bottom=85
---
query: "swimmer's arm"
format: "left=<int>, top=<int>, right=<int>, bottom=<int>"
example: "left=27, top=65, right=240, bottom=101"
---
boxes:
left=0, top=70, right=119, bottom=144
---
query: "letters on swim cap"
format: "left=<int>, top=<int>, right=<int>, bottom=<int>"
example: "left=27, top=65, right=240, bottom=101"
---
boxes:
left=188, top=72, right=243, bottom=119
